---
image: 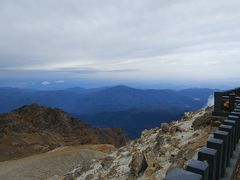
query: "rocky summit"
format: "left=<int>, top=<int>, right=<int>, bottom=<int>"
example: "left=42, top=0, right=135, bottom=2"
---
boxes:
left=62, top=107, right=224, bottom=180
left=0, top=104, right=129, bottom=161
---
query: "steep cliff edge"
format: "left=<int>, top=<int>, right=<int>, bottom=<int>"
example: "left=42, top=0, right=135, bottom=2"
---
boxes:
left=0, top=104, right=129, bottom=161
left=63, top=107, right=224, bottom=180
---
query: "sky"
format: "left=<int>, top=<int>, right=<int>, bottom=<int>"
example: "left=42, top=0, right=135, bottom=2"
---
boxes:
left=0, top=0, right=240, bottom=89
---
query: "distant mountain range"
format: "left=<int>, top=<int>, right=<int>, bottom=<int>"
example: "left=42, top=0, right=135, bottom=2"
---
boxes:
left=0, top=85, right=215, bottom=138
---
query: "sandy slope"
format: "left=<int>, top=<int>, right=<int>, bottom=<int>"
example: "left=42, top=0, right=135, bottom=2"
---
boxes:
left=0, top=145, right=113, bottom=180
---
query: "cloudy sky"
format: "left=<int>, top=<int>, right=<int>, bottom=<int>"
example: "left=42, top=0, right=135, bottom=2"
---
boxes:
left=0, top=0, right=240, bottom=88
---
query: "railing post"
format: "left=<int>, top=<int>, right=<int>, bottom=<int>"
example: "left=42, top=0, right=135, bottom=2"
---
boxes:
left=214, top=130, right=229, bottom=176
left=236, top=88, right=240, bottom=96
left=223, top=120, right=237, bottom=150
left=229, top=92, right=236, bottom=111
left=219, top=124, right=234, bottom=158
left=214, top=92, right=223, bottom=114
left=228, top=113, right=240, bottom=140
left=198, top=147, right=217, bottom=180
left=186, top=159, right=209, bottom=180
left=206, top=137, right=224, bottom=180
left=164, top=168, right=202, bottom=180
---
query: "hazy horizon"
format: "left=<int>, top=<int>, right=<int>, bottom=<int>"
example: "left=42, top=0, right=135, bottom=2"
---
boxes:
left=0, top=79, right=236, bottom=91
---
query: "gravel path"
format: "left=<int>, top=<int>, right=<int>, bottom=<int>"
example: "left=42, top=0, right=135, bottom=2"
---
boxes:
left=0, top=146, right=105, bottom=180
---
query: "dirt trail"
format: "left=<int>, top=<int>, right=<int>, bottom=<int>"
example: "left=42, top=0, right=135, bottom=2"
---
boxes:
left=0, top=145, right=108, bottom=180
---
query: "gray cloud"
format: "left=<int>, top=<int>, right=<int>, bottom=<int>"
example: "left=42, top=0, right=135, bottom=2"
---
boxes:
left=55, top=67, right=138, bottom=74
left=0, top=0, right=240, bottom=81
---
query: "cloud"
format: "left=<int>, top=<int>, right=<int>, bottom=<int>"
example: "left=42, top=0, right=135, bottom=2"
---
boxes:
left=0, top=0, right=240, bottom=82
left=54, top=67, right=138, bottom=74
left=204, top=95, right=214, bottom=108
left=54, top=80, right=64, bottom=83
left=41, top=81, right=50, bottom=86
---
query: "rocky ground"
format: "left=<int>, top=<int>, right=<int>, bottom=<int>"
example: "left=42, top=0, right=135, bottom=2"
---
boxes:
left=61, top=107, right=224, bottom=180
left=0, top=106, right=225, bottom=180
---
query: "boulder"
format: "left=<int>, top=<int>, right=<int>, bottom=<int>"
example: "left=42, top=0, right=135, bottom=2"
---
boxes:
left=161, top=123, right=169, bottom=133
left=169, top=126, right=177, bottom=135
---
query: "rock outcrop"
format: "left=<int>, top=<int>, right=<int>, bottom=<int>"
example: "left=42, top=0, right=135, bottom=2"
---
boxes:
left=0, top=104, right=129, bottom=161
left=63, top=106, right=223, bottom=180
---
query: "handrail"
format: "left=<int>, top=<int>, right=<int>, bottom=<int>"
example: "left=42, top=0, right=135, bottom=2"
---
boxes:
left=164, top=93, right=240, bottom=180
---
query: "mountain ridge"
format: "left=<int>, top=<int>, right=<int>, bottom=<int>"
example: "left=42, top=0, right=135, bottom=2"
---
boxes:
left=0, top=86, right=215, bottom=114
left=0, top=104, right=129, bottom=162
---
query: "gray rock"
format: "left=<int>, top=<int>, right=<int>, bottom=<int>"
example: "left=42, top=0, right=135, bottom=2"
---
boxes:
left=130, top=152, right=148, bottom=176
left=101, top=156, right=114, bottom=169
left=161, top=123, right=169, bottom=133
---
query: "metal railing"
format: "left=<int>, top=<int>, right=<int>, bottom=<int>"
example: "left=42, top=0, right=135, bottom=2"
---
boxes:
left=165, top=91, right=240, bottom=180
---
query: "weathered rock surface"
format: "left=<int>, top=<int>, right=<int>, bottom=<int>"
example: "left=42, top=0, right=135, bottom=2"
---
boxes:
left=63, top=107, right=219, bottom=180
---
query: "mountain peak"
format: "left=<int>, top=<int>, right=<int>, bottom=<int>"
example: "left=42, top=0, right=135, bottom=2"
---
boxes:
left=15, top=103, right=65, bottom=114
left=0, top=104, right=129, bottom=161
left=16, top=103, right=51, bottom=111
left=107, top=85, right=137, bottom=92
